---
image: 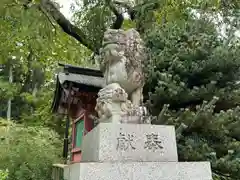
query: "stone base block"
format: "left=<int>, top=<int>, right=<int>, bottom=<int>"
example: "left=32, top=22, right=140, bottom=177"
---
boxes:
left=81, top=123, right=178, bottom=162
left=64, top=162, right=212, bottom=180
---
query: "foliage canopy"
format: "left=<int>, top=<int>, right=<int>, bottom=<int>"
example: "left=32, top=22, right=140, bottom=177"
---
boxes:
left=0, top=0, right=239, bottom=179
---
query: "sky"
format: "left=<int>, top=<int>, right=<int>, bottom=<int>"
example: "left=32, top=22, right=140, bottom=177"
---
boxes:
left=56, top=0, right=75, bottom=20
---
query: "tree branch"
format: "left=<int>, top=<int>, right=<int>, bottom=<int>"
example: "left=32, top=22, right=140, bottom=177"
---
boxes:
left=40, top=0, right=97, bottom=53
left=114, top=0, right=160, bottom=21
left=38, top=5, right=56, bottom=34
left=113, top=0, right=136, bottom=20
left=107, top=0, right=124, bottom=29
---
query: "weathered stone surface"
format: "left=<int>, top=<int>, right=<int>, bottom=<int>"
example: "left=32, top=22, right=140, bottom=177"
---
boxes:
left=99, top=28, right=147, bottom=106
left=95, top=83, right=134, bottom=124
left=81, top=123, right=178, bottom=162
left=94, top=83, right=151, bottom=124
left=95, top=28, right=150, bottom=123
left=64, top=162, right=212, bottom=180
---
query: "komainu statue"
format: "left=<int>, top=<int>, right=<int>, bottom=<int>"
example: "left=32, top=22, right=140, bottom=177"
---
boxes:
left=95, top=83, right=150, bottom=124
left=95, top=28, right=150, bottom=124
left=95, top=83, right=133, bottom=123
left=99, top=28, right=147, bottom=107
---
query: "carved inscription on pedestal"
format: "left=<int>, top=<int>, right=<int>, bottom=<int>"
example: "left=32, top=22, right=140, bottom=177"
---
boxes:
left=81, top=124, right=178, bottom=162
left=116, top=128, right=136, bottom=151
left=116, top=129, right=165, bottom=153
left=144, top=133, right=164, bottom=151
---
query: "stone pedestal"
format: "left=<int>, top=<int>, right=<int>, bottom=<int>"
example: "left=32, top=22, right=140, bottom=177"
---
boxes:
left=64, top=123, right=213, bottom=180
left=81, top=123, right=178, bottom=162
left=64, top=162, right=212, bottom=180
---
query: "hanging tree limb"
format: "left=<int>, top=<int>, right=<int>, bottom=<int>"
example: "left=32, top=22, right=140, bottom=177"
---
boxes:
left=113, top=0, right=160, bottom=33
left=113, top=0, right=160, bottom=20
left=38, top=0, right=125, bottom=52
left=38, top=5, right=57, bottom=34
left=107, top=0, right=124, bottom=29
left=113, top=0, right=136, bottom=20
left=39, top=0, right=97, bottom=53
left=105, top=0, right=161, bottom=30
left=23, top=0, right=160, bottom=54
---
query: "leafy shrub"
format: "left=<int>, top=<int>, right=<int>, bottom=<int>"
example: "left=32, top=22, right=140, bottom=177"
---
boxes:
left=0, top=169, right=8, bottom=180
left=0, top=120, right=62, bottom=180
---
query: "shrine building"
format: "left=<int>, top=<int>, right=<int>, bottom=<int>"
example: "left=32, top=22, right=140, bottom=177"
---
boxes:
left=51, top=63, right=104, bottom=163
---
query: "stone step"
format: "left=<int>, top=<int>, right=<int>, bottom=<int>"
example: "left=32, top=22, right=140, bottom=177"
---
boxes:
left=64, top=161, right=212, bottom=180
left=81, top=123, right=178, bottom=162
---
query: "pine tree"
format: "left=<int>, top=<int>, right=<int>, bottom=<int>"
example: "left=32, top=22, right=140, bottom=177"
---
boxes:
left=144, top=8, right=240, bottom=180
